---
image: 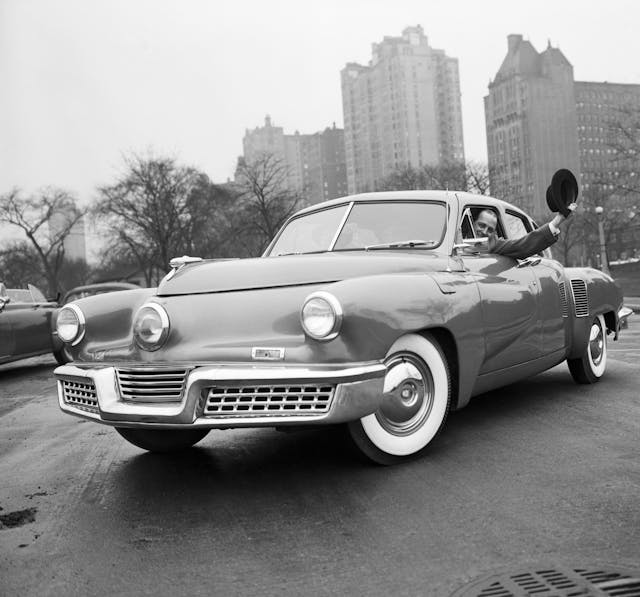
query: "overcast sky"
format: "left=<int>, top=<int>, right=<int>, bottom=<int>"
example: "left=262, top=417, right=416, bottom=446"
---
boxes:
left=2, top=0, right=640, bottom=204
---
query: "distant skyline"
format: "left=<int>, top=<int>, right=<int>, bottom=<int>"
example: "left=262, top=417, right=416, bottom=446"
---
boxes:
left=2, top=0, right=640, bottom=204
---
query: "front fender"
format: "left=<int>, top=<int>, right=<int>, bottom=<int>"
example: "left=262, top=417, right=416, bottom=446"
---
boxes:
left=327, top=271, right=485, bottom=408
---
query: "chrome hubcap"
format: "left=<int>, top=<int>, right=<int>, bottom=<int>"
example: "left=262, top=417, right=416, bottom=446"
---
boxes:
left=589, top=321, right=604, bottom=365
left=377, top=353, right=434, bottom=436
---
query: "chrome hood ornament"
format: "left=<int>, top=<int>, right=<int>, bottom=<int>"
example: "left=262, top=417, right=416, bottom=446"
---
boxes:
left=163, top=255, right=203, bottom=282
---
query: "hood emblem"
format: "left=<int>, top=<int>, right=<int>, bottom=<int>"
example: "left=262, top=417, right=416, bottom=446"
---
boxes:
left=163, top=255, right=203, bottom=282
left=251, top=347, right=285, bottom=361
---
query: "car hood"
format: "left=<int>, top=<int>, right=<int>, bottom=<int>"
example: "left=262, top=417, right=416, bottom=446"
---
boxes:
left=157, top=252, right=452, bottom=296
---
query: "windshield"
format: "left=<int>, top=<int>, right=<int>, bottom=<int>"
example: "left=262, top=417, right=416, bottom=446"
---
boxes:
left=268, top=201, right=447, bottom=256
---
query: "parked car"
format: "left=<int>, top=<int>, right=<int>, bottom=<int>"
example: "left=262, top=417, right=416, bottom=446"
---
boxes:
left=62, top=282, right=139, bottom=304
left=0, top=283, right=66, bottom=366
left=52, top=191, right=629, bottom=464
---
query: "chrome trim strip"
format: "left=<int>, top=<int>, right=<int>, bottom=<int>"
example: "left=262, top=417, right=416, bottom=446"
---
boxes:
left=328, top=201, right=354, bottom=250
left=54, top=362, right=386, bottom=426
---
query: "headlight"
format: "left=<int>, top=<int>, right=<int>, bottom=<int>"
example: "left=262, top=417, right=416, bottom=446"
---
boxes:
left=133, top=303, right=170, bottom=351
left=57, top=304, right=85, bottom=345
left=300, top=291, right=342, bottom=340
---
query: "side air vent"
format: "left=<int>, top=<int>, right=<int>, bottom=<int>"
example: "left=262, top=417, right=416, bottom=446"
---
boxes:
left=570, top=279, right=589, bottom=317
left=558, top=281, right=569, bottom=318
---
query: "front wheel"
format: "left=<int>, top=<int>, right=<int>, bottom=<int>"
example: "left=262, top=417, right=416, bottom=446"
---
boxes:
left=115, top=428, right=210, bottom=452
left=348, top=333, right=451, bottom=465
left=568, top=314, right=608, bottom=384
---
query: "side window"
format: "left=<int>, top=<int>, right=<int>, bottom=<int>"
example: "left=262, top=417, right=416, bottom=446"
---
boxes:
left=504, top=210, right=532, bottom=240
left=459, top=206, right=506, bottom=239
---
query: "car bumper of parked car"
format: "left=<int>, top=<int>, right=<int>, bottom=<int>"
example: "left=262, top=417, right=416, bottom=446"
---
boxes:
left=54, top=362, right=387, bottom=429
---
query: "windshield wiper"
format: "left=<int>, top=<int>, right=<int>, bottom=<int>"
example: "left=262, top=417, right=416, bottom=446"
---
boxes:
left=364, top=239, right=438, bottom=250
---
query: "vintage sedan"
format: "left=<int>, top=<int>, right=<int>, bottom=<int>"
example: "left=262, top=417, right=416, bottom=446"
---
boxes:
left=53, top=191, right=627, bottom=464
left=0, top=283, right=66, bottom=366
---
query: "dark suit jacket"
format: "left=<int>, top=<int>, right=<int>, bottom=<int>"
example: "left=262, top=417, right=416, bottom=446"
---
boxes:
left=486, top=224, right=557, bottom=260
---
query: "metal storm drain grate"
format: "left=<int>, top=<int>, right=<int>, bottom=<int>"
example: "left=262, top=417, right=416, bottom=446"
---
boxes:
left=451, top=565, right=640, bottom=597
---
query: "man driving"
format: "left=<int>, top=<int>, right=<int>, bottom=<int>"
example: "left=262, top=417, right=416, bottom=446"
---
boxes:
left=473, top=205, right=575, bottom=260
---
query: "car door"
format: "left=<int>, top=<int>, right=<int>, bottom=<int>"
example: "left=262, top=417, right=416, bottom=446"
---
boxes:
left=458, top=206, right=542, bottom=373
left=503, top=210, right=566, bottom=355
left=0, top=296, right=16, bottom=360
left=9, top=286, right=54, bottom=357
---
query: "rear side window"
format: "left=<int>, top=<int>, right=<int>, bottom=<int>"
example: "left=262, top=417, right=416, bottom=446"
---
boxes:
left=504, top=210, right=532, bottom=240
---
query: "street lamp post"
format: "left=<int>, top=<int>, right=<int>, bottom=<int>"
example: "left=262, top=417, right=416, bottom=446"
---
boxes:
left=595, top=206, right=610, bottom=275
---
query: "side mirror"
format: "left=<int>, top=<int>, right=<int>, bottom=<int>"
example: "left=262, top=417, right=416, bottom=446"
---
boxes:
left=452, top=237, right=488, bottom=255
left=517, top=256, right=542, bottom=268
left=0, top=296, right=9, bottom=312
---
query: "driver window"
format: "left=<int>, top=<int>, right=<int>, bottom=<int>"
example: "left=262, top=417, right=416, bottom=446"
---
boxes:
left=459, top=206, right=505, bottom=239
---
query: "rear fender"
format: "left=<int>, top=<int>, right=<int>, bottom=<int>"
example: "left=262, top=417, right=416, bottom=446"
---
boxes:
left=564, top=268, right=622, bottom=359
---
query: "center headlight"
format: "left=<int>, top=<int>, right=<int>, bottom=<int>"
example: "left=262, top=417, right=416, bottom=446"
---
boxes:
left=133, top=303, right=170, bottom=351
left=57, top=304, right=85, bottom=345
left=300, top=291, right=343, bottom=340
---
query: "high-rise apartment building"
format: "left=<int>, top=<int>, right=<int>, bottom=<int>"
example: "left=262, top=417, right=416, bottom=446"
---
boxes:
left=575, top=82, right=640, bottom=196
left=240, top=116, right=347, bottom=205
left=575, top=81, right=640, bottom=261
left=484, top=35, right=581, bottom=220
left=486, top=35, right=640, bottom=262
left=341, top=26, right=464, bottom=194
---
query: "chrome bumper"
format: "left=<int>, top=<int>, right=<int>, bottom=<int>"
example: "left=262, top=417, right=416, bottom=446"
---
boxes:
left=54, top=362, right=386, bottom=429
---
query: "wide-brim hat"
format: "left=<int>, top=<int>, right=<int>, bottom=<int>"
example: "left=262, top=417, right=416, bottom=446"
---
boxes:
left=545, top=169, right=579, bottom=217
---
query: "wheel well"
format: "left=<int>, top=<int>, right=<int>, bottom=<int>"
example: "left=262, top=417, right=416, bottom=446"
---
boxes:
left=603, top=310, right=616, bottom=335
left=419, top=327, right=460, bottom=410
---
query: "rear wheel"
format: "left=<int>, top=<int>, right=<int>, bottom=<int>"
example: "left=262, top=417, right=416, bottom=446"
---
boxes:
left=568, top=314, right=608, bottom=384
left=115, top=428, right=210, bottom=452
left=348, top=333, right=451, bottom=465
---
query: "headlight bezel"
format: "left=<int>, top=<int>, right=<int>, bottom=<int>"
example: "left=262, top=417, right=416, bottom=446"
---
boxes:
left=133, top=302, right=170, bottom=351
left=300, top=291, right=343, bottom=341
left=57, top=304, right=86, bottom=346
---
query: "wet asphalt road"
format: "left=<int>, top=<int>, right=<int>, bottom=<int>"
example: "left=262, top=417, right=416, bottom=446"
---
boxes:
left=1, top=322, right=639, bottom=596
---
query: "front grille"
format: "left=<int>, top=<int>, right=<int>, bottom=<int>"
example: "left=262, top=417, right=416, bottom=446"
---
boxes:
left=62, top=379, right=98, bottom=414
left=570, top=279, right=589, bottom=317
left=558, top=281, right=569, bottom=317
left=116, top=367, right=190, bottom=403
left=203, top=384, right=335, bottom=416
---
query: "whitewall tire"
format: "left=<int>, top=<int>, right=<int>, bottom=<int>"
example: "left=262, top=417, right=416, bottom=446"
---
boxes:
left=348, top=333, right=451, bottom=465
left=568, top=314, right=608, bottom=384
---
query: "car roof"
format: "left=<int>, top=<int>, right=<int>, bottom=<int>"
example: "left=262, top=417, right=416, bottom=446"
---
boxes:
left=293, top=190, right=529, bottom=219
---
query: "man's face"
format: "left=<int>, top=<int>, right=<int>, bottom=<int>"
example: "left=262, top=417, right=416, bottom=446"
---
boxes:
left=475, top=211, right=497, bottom=237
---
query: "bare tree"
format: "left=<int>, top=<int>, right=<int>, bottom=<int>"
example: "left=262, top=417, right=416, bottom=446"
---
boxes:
left=233, top=153, right=303, bottom=255
left=377, top=161, right=491, bottom=195
left=596, top=104, right=640, bottom=200
left=0, top=242, right=46, bottom=290
left=96, top=153, right=236, bottom=285
left=0, top=187, right=85, bottom=296
left=465, top=161, right=491, bottom=195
